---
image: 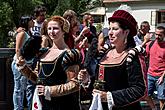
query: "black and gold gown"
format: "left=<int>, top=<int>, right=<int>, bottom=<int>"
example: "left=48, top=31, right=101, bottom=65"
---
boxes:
left=38, top=49, right=81, bottom=110
left=98, top=52, right=145, bottom=110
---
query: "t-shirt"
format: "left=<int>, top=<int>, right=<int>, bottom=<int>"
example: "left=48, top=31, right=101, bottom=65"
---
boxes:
left=134, top=35, right=142, bottom=46
left=146, top=40, right=165, bottom=77
left=30, top=20, right=43, bottom=37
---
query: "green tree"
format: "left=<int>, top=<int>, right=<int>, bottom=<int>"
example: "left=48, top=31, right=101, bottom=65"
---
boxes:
left=0, top=0, right=99, bottom=47
left=0, top=2, right=14, bottom=47
left=0, top=0, right=37, bottom=47
left=5, top=0, right=34, bottom=27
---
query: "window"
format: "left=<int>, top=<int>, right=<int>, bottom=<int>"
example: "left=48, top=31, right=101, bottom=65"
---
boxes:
left=152, top=10, right=165, bottom=26
left=157, top=10, right=165, bottom=23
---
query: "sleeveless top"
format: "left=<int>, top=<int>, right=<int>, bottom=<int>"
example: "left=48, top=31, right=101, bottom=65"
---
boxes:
left=13, top=32, right=30, bottom=61
left=38, top=49, right=81, bottom=110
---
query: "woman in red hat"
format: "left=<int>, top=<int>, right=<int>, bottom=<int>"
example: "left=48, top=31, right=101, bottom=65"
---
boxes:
left=91, top=10, right=146, bottom=110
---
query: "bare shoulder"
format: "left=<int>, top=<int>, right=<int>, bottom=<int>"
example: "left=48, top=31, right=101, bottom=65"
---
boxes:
left=16, top=31, right=26, bottom=38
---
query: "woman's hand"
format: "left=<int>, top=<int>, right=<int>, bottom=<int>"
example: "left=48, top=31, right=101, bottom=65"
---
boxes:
left=78, top=69, right=89, bottom=84
left=37, top=85, right=51, bottom=100
left=93, top=89, right=107, bottom=102
left=37, top=85, right=45, bottom=96
left=16, top=56, right=25, bottom=66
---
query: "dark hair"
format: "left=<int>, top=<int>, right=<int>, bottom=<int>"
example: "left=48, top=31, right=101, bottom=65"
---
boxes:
left=115, top=20, right=136, bottom=48
left=108, top=10, right=137, bottom=37
left=34, top=5, right=47, bottom=17
left=140, top=21, right=150, bottom=29
left=156, top=26, right=165, bottom=34
left=21, top=36, right=42, bottom=61
left=141, top=21, right=149, bottom=25
left=18, top=16, right=32, bottom=31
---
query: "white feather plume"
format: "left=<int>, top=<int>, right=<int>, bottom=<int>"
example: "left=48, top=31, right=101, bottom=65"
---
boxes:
left=116, top=4, right=132, bottom=14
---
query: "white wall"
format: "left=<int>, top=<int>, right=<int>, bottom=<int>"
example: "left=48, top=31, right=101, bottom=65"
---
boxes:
left=103, top=2, right=165, bottom=32
left=132, top=9, right=156, bottom=32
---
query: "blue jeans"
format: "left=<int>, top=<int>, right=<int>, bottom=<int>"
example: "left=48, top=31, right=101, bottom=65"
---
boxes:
left=11, top=60, right=35, bottom=110
left=147, top=74, right=165, bottom=100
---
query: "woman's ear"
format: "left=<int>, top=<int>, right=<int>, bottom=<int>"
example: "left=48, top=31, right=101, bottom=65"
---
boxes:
left=124, top=29, right=130, bottom=36
left=123, top=29, right=130, bottom=44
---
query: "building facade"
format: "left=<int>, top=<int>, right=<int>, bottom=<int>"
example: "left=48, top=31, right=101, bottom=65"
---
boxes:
left=102, top=0, right=165, bottom=32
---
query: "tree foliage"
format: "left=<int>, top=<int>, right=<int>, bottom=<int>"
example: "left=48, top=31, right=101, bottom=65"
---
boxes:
left=0, top=0, right=100, bottom=47
left=0, top=2, right=14, bottom=47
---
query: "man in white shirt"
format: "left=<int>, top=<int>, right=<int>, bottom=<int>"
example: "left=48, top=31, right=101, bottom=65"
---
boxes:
left=29, top=5, right=46, bottom=37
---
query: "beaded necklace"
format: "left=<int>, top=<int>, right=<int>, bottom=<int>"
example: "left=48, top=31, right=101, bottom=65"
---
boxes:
left=41, top=61, right=57, bottom=77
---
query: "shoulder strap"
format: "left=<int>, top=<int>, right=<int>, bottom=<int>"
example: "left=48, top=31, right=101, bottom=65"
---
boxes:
left=149, top=40, right=155, bottom=51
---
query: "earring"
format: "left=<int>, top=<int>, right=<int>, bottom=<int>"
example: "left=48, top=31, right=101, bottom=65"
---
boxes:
left=124, top=38, right=127, bottom=44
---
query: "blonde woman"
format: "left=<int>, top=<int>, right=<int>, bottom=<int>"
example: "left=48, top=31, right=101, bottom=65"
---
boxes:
left=17, top=16, right=88, bottom=110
